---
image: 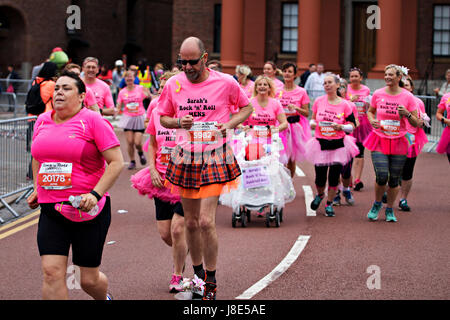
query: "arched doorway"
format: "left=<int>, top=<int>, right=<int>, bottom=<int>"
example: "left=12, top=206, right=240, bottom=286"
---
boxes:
left=0, top=5, right=27, bottom=78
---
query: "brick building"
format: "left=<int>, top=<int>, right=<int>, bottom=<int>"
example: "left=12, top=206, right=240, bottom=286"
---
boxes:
left=0, top=0, right=449, bottom=94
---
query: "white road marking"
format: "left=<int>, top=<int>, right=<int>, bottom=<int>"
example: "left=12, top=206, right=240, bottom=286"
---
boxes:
left=295, top=166, right=305, bottom=177
left=235, top=235, right=311, bottom=300
left=302, top=185, right=316, bottom=216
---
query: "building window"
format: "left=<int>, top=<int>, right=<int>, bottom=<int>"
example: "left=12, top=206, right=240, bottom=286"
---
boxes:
left=433, top=5, right=450, bottom=56
left=213, top=4, right=221, bottom=53
left=281, top=3, right=298, bottom=53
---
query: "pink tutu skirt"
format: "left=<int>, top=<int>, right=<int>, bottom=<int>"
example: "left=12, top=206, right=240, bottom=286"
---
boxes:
left=363, top=132, right=408, bottom=155
left=280, top=122, right=307, bottom=163
left=130, top=167, right=180, bottom=204
left=353, top=116, right=372, bottom=143
left=407, top=129, right=428, bottom=158
left=304, top=135, right=359, bottom=166
left=299, top=115, right=312, bottom=141
left=436, top=126, right=450, bottom=154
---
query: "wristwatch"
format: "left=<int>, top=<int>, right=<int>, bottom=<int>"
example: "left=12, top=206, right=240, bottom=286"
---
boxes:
left=442, top=117, right=446, bottom=124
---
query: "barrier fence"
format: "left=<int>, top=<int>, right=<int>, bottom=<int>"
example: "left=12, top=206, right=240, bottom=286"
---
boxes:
left=0, top=116, right=36, bottom=223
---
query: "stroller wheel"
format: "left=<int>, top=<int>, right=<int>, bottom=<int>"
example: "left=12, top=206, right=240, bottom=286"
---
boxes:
left=279, top=208, right=283, bottom=222
left=240, top=207, right=247, bottom=228
left=275, top=210, right=281, bottom=228
left=232, top=211, right=237, bottom=228
left=246, top=209, right=251, bottom=223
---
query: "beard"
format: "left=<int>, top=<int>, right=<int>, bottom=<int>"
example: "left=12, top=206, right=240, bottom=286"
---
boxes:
left=184, top=62, right=205, bottom=82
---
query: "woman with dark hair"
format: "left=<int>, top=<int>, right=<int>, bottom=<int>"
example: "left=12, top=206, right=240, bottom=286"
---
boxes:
left=29, top=62, right=58, bottom=115
left=346, top=67, right=372, bottom=191
left=364, top=64, right=419, bottom=222
left=277, top=62, right=310, bottom=177
left=27, top=70, right=124, bottom=300
left=398, top=75, right=429, bottom=211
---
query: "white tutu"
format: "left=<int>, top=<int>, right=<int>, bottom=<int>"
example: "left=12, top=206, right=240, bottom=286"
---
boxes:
left=220, top=132, right=296, bottom=213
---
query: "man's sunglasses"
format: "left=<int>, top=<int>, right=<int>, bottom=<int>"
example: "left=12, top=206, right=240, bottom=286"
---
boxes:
left=177, top=53, right=205, bottom=66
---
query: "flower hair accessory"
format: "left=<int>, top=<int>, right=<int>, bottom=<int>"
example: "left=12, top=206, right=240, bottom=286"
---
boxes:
left=399, top=65, right=409, bottom=76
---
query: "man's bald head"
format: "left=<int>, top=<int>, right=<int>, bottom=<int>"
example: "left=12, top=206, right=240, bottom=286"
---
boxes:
left=180, top=37, right=206, bottom=56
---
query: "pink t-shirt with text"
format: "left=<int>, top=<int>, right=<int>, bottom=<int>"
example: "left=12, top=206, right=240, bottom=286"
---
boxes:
left=147, top=108, right=177, bottom=175
left=147, top=96, right=160, bottom=118
left=158, top=69, right=250, bottom=151
left=31, top=108, right=120, bottom=203
left=313, top=95, right=354, bottom=140
left=370, top=88, right=417, bottom=139
left=277, top=86, right=310, bottom=117
left=117, top=85, right=146, bottom=116
left=347, top=85, right=371, bottom=118
left=84, top=79, right=115, bottom=109
left=246, top=97, right=283, bottom=127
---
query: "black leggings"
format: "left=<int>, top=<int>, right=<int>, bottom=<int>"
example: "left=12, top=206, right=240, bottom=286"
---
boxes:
left=401, top=157, right=417, bottom=181
left=315, top=164, right=343, bottom=188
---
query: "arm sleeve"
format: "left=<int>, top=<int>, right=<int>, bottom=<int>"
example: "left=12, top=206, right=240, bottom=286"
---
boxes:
left=91, top=114, right=121, bottom=152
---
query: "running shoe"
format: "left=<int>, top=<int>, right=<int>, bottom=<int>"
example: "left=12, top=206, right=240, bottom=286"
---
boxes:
left=169, top=274, right=184, bottom=293
left=385, top=208, right=398, bottom=222
left=367, top=202, right=382, bottom=221
left=128, top=160, right=136, bottom=170
left=354, top=181, right=364, bottom=191
left=202, top=282, right=217, bottom=300
left=342, top=189, right=355, bottom=206
left=332, top=190, right=341, bottom=206
left=310, top=195, right=324, bottom=210
left=399, top=199, right=411, bottom=212
left=191, top=274, right=206, bottom=300
left=139, top=153, right=147, bottom=165
left=106, top=293, right=113, bottom=300
left=382, top=192, right=387, bottom=204
left=324, top=205, right=335, bottom=217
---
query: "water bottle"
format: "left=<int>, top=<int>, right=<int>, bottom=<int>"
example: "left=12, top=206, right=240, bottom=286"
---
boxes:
left=69, top=195, right=99, bottom=216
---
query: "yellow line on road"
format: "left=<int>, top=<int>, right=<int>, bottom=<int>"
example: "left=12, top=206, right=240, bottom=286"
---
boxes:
left=0, top=218, right=39, bottom=240
left=0, top=210, right=40, bottom=233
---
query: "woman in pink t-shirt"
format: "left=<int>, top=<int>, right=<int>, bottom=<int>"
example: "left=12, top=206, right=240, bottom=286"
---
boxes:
left=347, top=67, right=372, bottom=191
left=235, top=65, right=254, bottom=99
left=397, top=76, right=429, bottom=211
left=263, top=61, right=284, bottom=93
left=436, top=92, right=450, bottom=163
left=117, top=70, right=152, bottom=169
left=305, top=73, right=359, bottom=217
left=27, top=71, right=123, bottom=300
left=364, top=64, right=420, bottom=222
left=277, top=62, right=311, bottom=177
left=131, top=107, right=187, bottom=293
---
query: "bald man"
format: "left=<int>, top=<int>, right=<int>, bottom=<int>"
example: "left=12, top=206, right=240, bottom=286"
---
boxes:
left=159, top=37, right=252, bottom=300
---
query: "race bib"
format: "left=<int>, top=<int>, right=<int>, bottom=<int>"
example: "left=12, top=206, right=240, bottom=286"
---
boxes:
left=252, top=125, right=272, bottom=138
left=38, top=162, right=72, bottom=190
left=380, top=120, right=400, bottom=136
left=319, top=121, right=337, bottom=137
left=242, top=165, right=270, bottom=189
left=126, top=102, right=139, bottom=113
left=189, top=122, right=218, bottom=144
left=355, top=102, right=366, bottom=115
left=160, top=146, right=173, bottom=166
left=283, top=108, right=297, bottom=117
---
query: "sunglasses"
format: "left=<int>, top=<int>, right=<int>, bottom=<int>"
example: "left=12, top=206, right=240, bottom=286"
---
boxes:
left=178, top=53, right=205, bottom=66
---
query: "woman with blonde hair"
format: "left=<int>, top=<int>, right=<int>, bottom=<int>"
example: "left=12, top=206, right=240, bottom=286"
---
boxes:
left=235, top=65, right=254, bottom=98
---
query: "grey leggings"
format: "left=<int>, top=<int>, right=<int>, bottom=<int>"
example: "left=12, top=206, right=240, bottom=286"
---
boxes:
left=371, top=151, right=407, bottom=188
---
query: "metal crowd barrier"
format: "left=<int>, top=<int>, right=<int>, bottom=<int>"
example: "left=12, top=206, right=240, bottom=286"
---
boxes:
left=0, top=116, right=36, bottom=223
left=0, top=79, right=32, bottom=118
left=416, top=95, right=445, bottom=152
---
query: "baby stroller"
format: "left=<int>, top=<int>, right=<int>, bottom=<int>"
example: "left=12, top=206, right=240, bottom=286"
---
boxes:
left=220, top=127, right=295, bottom=228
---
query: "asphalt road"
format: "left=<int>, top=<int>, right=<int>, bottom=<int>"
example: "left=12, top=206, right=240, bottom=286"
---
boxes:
left=0, top=129, right=449, bottom=301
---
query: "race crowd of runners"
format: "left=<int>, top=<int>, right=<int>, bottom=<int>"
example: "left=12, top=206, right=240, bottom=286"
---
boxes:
left=23, top=36, right=450, bottom=300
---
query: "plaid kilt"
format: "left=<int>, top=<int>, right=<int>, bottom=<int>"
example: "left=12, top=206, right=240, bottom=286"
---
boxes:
left=165, top=143, right=241, bottom=189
